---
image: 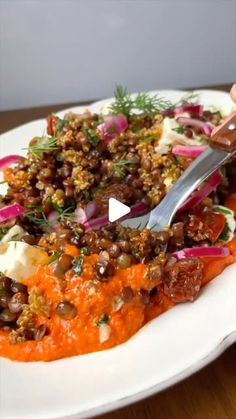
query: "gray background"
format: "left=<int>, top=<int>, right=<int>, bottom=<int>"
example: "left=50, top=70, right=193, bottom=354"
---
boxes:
left=0, top=0, right=235, bottom=111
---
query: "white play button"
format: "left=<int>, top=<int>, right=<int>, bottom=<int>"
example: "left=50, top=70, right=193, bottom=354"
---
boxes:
left=108, top=198, right=131, bottom=222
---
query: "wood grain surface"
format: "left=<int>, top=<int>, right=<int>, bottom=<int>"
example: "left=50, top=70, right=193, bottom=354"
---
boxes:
left=0, top=84, right=235, bottom=419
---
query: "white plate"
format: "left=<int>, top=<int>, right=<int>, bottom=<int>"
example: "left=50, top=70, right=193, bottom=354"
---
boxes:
left=0, top=90, right=235, bottom=419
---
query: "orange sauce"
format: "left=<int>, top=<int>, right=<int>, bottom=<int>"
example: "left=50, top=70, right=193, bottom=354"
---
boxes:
left=2, top=115, right=236, bottom=363
left=0, top=200, right=236, bottom=362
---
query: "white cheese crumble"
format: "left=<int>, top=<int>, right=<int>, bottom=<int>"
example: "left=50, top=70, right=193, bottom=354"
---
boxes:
left=0, top=225, right=26, bottom=243
left=0, top=241, right=48, bottom=282
left=155, top=116, right=202, bottom=155
left=99, top=323, right=111, bottom=343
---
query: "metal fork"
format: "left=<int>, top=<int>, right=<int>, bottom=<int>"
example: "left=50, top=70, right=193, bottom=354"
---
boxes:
left=123, top=112, right=236, bottom=231
left=146, top=112, right=236, bottom=231
left=146, top=147, right=230, bottom=230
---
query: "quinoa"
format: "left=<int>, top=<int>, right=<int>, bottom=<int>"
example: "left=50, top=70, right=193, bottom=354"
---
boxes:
left=0, top=101, right=228, bottom=344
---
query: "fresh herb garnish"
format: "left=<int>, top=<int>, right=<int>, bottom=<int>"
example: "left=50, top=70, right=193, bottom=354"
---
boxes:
left=172, top=126, right=184, bottom=134
left=82, top=190, right=91, bottom=201
left=92, top=116, right=104, bottom=127
left=0, top=228, right=8, bottom=240
left=56, top=119, right=68, bottom=134
left=80, top=247, right=90, bottom=255
left=218, top=223, right=230, bottom=242
left=96, top=313, right=109, bottom=327
left=0, top=180, right=8, bottom=185
left=213, top=206, right=232, bottom=216
left=72, top=256, right=84, bottom=275
left=138, top=135, right=156, bottom=144
left=82, top=128, right=100, bottom=146
left=113, top=154, right=134, bottom=177
left=106, top=124, right=117, bottom=134
left=52, top=204, right=75, bottom=223
left=23, top=135, right=59, bottom=159
left=46, top=251, right=61, bottom=265
left=173, top=91, right=199, bottom=107
left=212, top=206, right=235, bottom=242
left=109, top=85, right=172, bottom=116
left=172, top=155, right=180, bottom=164
left=199, top=135, right=209, bottom=143
left=25, top=207, right=52, bottom=228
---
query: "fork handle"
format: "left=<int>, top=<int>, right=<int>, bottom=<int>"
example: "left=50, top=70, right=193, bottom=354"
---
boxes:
left=210, top=111, right=236, bottom=152
left=147, top=147, right=231, bottom=231
left=147, top=112, right=236, bottom=231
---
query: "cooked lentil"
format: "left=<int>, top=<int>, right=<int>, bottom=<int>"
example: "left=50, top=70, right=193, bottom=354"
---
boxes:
left=0, top=93, right=235, bottom=362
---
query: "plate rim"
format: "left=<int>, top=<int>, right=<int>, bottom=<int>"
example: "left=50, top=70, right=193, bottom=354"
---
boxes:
left=60, top=331, right=236, bottom=419
left=0, top=89, right=235, bottom=419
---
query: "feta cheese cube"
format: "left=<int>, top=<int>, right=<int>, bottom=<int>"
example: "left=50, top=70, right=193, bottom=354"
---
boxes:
left=0, top=241, right=48, bottom=282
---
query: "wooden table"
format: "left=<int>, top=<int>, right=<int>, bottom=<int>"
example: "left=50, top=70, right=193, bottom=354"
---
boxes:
left=0, top=84, right=235, bottom=419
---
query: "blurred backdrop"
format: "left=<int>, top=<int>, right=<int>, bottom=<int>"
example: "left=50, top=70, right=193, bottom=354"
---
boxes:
left=0, top=0, right=235, bottom=110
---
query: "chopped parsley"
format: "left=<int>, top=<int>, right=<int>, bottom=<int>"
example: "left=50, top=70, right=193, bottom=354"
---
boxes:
left=172, top=155, right=180, bottom=164
left=82, top=128, right=100, bottom=147
left=218, top=222, right=231, bottom=242
left=72, top=256, right=84, bottom=275
left=82, top=190, right=92, bottom=201
left=172, top=126, right=184, bottom=134
left=138, top=135, right=156, bottom=144
left=106, top=124, right=117, bottom=134
left=46, top=251, right=61, bottom=265
left=80, top=247, right=90, bottom=255
left=199, top=135, right=209, bottom=143
left=96, top=313, right=109, bottom=327
left=91, top=115, right=104, bottom=127
left=0, top=228, right=8, bottom=240
left=132, top=125, right=142, bottom=133
left=56, top=118, right=68, bottom=134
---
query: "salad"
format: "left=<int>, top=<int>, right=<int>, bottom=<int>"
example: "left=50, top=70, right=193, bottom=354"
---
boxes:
left=0, top=87, right=235, bottom=362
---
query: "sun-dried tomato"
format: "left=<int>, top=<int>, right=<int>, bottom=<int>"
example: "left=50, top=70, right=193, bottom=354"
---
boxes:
left=183, top=211, right=225, bottom=242
left=163, top=258, right=203, bottom=303
left=46, top=115, right=59, bottom=136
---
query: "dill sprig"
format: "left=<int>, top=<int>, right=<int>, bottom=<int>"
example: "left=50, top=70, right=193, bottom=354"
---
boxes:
left=109, top=85, right=172, bottom=116
left=173, top=91, right=199, bottom=108
left=25, top=204, right=75, bottom=231
left=23, top=135, right=59, bottom=159
left=53, top=205, right=76, bottom=223
left=24, top=207, right=53, bottom=228
left=138, top=134, right=157, bottom=144
left=82, top=127, right=100, bottom=147
left=45, top=250, right=61, bottom=265
left=113, top=154, right=134, bottom=177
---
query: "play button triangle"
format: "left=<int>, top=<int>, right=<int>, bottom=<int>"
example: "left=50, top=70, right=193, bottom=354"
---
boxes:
left=108, top=198, right=131, bottom=222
